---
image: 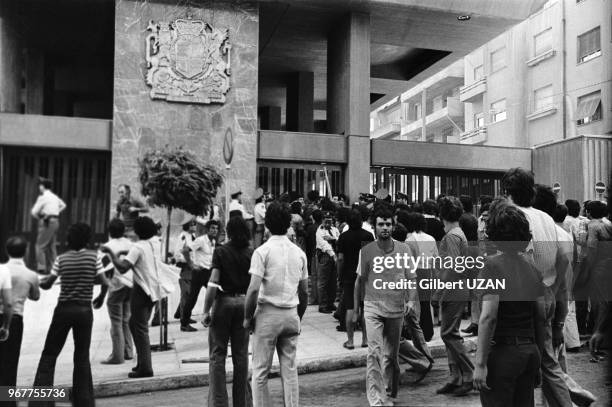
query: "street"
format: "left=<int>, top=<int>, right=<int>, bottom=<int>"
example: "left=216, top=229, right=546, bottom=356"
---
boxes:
left=97, top=351, right=609, bottom=406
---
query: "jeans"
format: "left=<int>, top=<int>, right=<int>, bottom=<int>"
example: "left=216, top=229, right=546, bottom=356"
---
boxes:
left=107, top=287, right=134, bottom=362
left=316, top=252, right=336, bottom=310
left=0, top=315, right=23, bottom=407
left=30, top=302, right=94, bottom=407
left=252, top=304, right=300, bottom=407
left=36, top=218, right=59, bottom=273
left=398, top=304, right=433, bottom=372
left=415, top=269, right=433, bottom=341
left=130, top=284, right=154, bottom=375
left=479, top=342, right=541, bottom=407
left=541, top=288, right=572, bottom=407
left=208, top=296, right=251, bottom=407
left=174, top=263, right=191, bottom=319
left=181, top=267, right=210, bottom=326
left=364, top=311, right=403, bottom=405
left=440, top=301, right=474, bottom=385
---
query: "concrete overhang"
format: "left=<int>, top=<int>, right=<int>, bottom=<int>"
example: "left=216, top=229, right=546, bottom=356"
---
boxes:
left=371, top=139, right=532, bottom=172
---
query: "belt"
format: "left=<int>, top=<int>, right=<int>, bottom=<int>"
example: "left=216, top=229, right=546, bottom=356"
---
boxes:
left=219, top=292, right=246, bottom=297
left=493, top=336, right=534, bottom=345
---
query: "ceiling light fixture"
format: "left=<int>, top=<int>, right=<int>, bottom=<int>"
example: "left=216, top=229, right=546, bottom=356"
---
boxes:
left=457, top=15, right=471, bottom=21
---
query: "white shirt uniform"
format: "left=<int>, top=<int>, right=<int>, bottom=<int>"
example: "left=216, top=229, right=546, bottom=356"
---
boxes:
left=31, top=190, right=66, bottom=218
left=229, top=199, right=253, bottom=220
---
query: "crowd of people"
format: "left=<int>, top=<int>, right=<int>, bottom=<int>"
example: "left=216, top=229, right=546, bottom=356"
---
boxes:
left=0, top=168, right=610, bottom=406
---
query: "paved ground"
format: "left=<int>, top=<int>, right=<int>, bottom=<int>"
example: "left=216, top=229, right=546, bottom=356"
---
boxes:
left=95, top=351, right=609, bottom=407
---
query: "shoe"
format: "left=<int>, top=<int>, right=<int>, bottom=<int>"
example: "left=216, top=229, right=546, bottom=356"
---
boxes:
left=125, top=356, right=134, bottom=361
left=413, top=362, right=433, bottom=384
left=181, top=325, right=197, bottom=332
left=189, top=319, right=197, bottom=324
left=461, top=323, right=477, bottom=334
left=131, top=365, right=139, bottom=372
left=318, top=308, right=333, bottom=314
left=566, top=346, right=581, bottom=353
left=151, top=319, right=160, bottom=327
left=436, top=383, right=458, bottom=394
left=101, top=358, right=123, bottom=365
left=452, top=382, right=473, bottom=396
left=336, top=325, right=347, bottom=332
left=342, top=341, right=355, bottom=350
left=173, top=311, right=180, bottom=320
left=128, top=371, right=153, bottom=379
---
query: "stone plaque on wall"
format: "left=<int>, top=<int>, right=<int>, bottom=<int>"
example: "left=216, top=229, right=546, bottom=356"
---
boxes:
left=145, top=18, right=231, bottom=104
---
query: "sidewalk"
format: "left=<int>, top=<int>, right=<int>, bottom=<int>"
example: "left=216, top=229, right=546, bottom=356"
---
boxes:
left=18, top=285, right=477, bottom=398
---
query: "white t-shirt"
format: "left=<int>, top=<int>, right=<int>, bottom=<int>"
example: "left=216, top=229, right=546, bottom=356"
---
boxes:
left=518, top=206, right=559, bottom=287
left=105, top=237, right=134, bottom=291
left=0, top=264, right=12, bottom=290
left=125, top=238, right=162, bottom=301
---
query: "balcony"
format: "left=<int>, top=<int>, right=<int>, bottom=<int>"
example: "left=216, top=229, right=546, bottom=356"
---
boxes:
left=460, top=78, right=487, bottom=103
left=371, top=121, right=401, bottom=139
left=400, top=97, right=464, bottom=139
left=461, top=127, right=487, bottom=144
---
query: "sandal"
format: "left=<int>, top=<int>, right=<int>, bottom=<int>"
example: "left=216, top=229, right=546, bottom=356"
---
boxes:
left=361, top=343, right=368, bottom=348
left=343, top=341, right=355, bottom=350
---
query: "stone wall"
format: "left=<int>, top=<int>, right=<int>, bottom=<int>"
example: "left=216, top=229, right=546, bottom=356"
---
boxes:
left=111, top=0, right=259, bottom=223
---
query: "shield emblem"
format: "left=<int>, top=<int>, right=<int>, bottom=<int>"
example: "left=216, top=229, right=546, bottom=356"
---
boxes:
left=173, top=34, right=205, bottom=78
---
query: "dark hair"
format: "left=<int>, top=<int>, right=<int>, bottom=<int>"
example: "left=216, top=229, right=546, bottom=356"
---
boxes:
left=589, top=201, right=608, bottom=219
left=404, top=212, right=426, bottom=233
left=357, top=205, right=371, bottom=222
left=290, top=201, right=303, bottom=215
left=119, top=184, right=131, bottom=193
left=411, top=203, right=423, bottom=213
left=459, top=195, right=473, bottom=213
left=486, top=199, right=531, bottom=252
left=392, top=223, right=408, bottom=241
left=312, top=209, right=323, bottom=224
left=108, top=218, right=126, bottom=239
left=205, top=220, right=220, bottom=230
left=533, top=184, right=557, bottom=218
left=307, top=190, right=320, bottom=203
left=481, top=202, right=491, bottom=213
left=374, top=207, right=394, bottom=223
left=479, top=195, right=493, bottom=206
left=336, top=207, right=350, bottom=224
left=501, top=168, right=535, bottom=207
left=38, top=177, right=53, bottom=190
left=553, top=204, right=568, bottom=223
left=337, top=193, right=349, bottom=205
left=564, top=199, right=580, bottom=217
left=6, top=236, right=28, bottom=258
left=133, top=217, right=157, bottom=240
left=265, top=202, right=292, bottom=235
left=66, top=222, right=92, bottom=251
left=439, top=196, right=463, bottom=222
left=320, top=197, right=336, bottom=212
left=422, top=199, right=439, bottom=216
left=226, top=216, right=250, bottom=249
left=347, top=209, right=362, bottom=230
left=459, top=214, right=478, bottom=242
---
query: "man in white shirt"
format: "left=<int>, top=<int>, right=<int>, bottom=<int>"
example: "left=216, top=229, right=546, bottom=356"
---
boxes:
left=229, top=191, right=253, bottom=220
left=182, top=220, right=219, bottom=331
left=30, top=177, right=66, bottom=274
left=253, top=190, right=267, bottom=248
left=316, top=211, right=340, bottom=313
left=244, top=202, right=308, bottom=407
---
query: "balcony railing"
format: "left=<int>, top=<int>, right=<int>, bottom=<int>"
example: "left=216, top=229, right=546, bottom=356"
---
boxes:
left=459, top=78, right=487, bottom=103
left=460, top=127, right=487, bottom=144
left=371, top=121, right=401, bottom=139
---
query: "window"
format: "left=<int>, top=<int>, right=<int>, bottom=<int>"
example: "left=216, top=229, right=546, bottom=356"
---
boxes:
left=490, top=47, right=506, bottom=73
left=474, top=65, right=484, bottom=81
left=577, top=27, right=601, bottom=63
left=413, top=103, right=422, bottom=120
left=491, top=99, right=507, bottom=123
left=534, top=28, right=553, bottom=56
left=474, top=113, right=485, bottom=128
left=534, top=85, right=554, bottom=111
left=576, top=91, right=602, bottom=125
left=433, top=96, right=443, bottom=111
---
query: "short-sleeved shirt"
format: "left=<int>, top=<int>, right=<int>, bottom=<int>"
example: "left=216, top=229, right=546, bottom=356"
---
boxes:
left=116, top=197, right=146, bottom=229
left=3, top=259, right=38, bottom=316
left=479, top=253, right=545, bottom=338
left=210, top=243, right=253, bottom=294
left=357, top=239, right=416, bottom=318
left=249, top=235, right=308, bottom=308
left=52, top=249, right=104, bottom=303
left=104, top=238, right=134, bottom=292
left=337, top=228, right=374, bottom=282
left=125, top=238, right=162, bottom=301
left=517, top=206, right=559, bottom=287
left=439, top=227, right=469, bottom=301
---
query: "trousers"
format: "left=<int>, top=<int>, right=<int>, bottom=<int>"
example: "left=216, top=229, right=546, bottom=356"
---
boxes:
left=36, top=218, right=59, bottom=273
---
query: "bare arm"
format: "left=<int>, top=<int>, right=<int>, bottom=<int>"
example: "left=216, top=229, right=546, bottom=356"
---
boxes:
left=101, top=247, right=133, bottom=274
left=40, top=274, right=58, bottom=290
left=297, top=279, right=308, bottom=320
left=203, top=268, right=221, bottom=316
left=244, top=275, right=263, bottom=331
left=29, top=278, right=40, bottom=301
left=474, top=294, right=499, bottom=391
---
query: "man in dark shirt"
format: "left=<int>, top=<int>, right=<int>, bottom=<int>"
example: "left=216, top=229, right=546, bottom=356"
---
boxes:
left=337, top=209, right=374, bottom=349
left=423, top=199, right=445, bottom=242
left=115, top=184, right=148, bottom=233
left=305, top=209, right=322, bottom=305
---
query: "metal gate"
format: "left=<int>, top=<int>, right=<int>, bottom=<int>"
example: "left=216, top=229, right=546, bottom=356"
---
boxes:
left=0, top=146, right=111, bottom=264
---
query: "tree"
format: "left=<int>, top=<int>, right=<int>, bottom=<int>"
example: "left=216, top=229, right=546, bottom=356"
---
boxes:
left=138, top=146, right=223, bottom=349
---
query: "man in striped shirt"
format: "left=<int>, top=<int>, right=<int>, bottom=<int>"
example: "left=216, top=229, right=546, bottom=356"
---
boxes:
left=30, top=223, right=106, bottom=407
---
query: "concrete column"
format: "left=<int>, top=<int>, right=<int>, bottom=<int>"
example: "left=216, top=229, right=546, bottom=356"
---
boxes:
left=25, top=49, right=44, bottom=114
left=259, top=106, right=281, bottom=130
left=0, top=1, right=23, bottom=113
left=327, top=12, right=370, bottom=201
left=286, top=71, right=314, bottom=132
left=421, top=89, right=427, bottom=141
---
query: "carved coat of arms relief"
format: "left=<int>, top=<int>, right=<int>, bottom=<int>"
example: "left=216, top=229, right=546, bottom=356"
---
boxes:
left=145, top=18, right=231, bottom=104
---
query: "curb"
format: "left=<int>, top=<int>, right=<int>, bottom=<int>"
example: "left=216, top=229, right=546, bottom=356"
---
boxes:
left=91, top=337, right=477, bottom=398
